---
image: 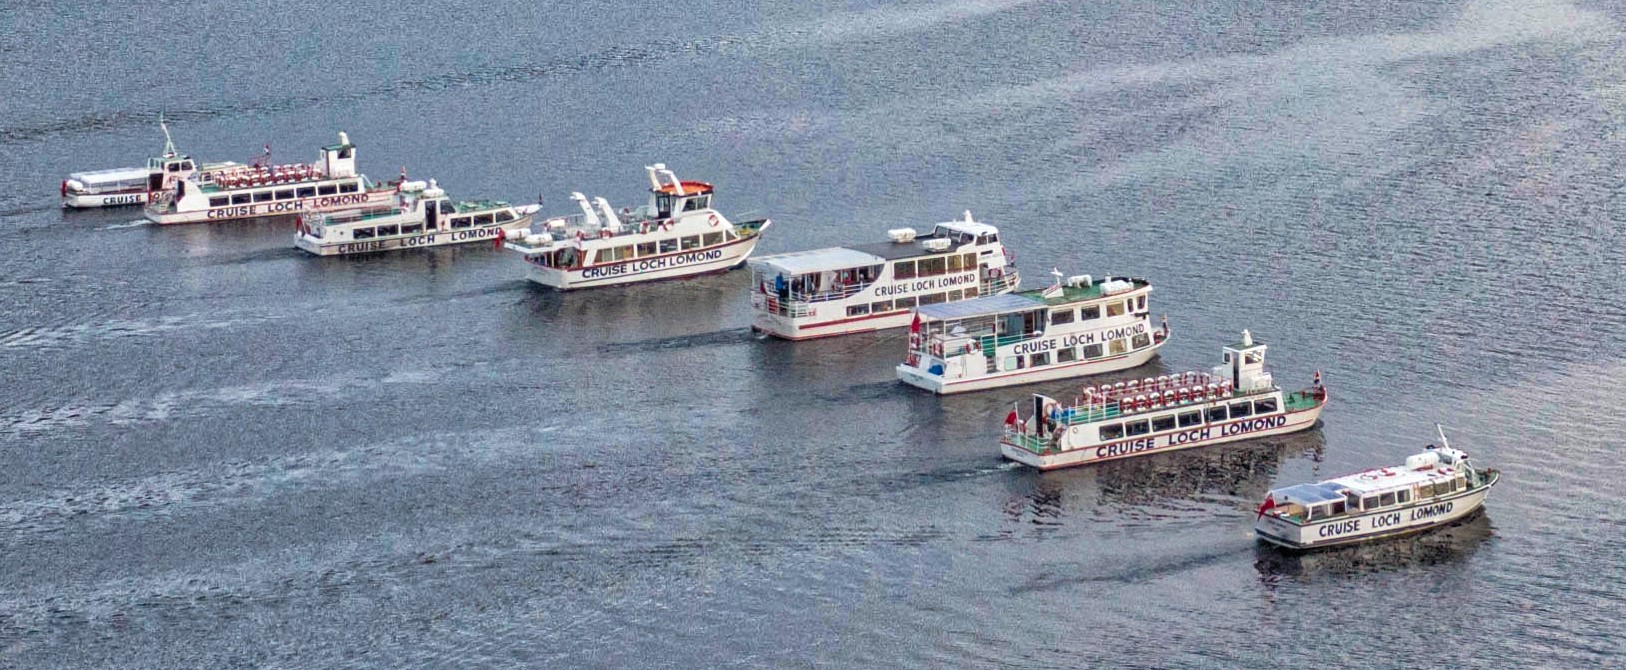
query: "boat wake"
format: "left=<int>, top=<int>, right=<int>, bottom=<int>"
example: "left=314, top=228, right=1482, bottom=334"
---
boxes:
left=101, top=219, right=150, bottom=230
left=598, top=327, right=755, bottom=354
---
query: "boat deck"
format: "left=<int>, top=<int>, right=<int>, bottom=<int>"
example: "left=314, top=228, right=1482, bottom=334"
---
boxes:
left=451, top=199, right=511, bottom=213
left=1004, top=388, right=1325, bottom=454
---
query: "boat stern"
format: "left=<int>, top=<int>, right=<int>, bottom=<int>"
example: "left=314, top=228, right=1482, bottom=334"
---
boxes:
left=896, top=361, right=949, bottom=394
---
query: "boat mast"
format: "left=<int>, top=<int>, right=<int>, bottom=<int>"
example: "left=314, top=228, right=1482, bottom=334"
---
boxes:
left=1436, top=423, right=1451, bottom=451
left=159, top=113, right=177, bottom=159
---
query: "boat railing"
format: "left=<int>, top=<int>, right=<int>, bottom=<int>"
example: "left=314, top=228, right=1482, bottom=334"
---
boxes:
left=981, top=270, right=1019, bottom=295
left=753, top=293, right=815, bottom=318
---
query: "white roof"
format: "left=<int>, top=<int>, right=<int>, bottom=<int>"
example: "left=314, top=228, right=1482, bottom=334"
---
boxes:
left=68, top=166, right=148, bottom=182
left=1326, top=465, right=1461, bottom=495
left=749, top=247, right=886, bottom=275
left=935, top=220, right=999, bottom=237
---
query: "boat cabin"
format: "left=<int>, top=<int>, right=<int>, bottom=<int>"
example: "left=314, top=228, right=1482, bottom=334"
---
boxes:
left=1213, top=330, right=1274, bottom=393
left=1266, top=449, right=1475, bottom=524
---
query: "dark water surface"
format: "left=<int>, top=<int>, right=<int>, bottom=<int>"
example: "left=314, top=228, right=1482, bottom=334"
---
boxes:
left=3, top=0, right=1625, bottom=667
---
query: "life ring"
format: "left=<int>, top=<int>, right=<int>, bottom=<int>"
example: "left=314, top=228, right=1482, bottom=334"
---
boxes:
left=708, top=213, right=720, bottom=227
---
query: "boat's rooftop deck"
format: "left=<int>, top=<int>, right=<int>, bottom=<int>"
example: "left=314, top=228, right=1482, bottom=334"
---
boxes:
left=847, top=235, right=968, bottom=261
left=452, top=199, right=510, bottom=213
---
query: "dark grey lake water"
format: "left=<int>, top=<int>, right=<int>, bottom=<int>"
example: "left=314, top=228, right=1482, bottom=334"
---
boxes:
left=1, top=0, right=1624, bottom=666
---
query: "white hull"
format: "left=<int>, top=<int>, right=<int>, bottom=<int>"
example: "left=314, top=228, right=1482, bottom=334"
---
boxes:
left=1001, top=403, right=1324, bottom=470
left=523, top=235, right=760, bottom=290
left=63, top=191, right=148, bottom=209
left=147, top=189, right=391, bottom=225
left=752, top=308, right=917, bottom=340
left=1255, top=476, right=1496, bottom=550
left=898, top=336, right=1164, bottom=394
left=297, top=219, right=532, bottom=256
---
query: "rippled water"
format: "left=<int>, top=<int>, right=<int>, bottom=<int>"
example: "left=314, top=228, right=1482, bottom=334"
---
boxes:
left=2, top=0, right=1625, bottom=666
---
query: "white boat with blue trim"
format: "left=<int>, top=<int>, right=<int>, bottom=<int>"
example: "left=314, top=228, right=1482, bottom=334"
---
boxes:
left=1254, top=427, right=1499, bottom=551
left=61, top=117, right=239, bottom=209
left=501, top=164, right=770, bottom=290
left=896, top=270, right=1168, bottom=394
left=748, top=211, right=1019, bottom=340
left=1000, top=330, right=1326, bottom=469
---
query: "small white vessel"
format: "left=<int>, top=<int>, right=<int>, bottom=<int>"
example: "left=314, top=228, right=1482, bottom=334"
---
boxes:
left=294, top=179, right=541, bottom=256
left=61, top=117, right=239, bottom=209
left=501, top=164, right=770, bottom=290
left=1254, top=427, right=1500, bottom=551
left=748, top=211, right=1019, bottom=340
left=896, top=271, right=1168, bottom=394
left=144, top=132, right=397, bottom=225
left=1000, top=330, right=1326, bottom=470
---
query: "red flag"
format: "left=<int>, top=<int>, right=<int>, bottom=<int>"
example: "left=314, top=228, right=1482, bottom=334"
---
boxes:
left=909, top=312, right=921, bottom=334
left=1256, top=494, right=1277, bottom=520
left=1004, top=410, right=1018, bottom=426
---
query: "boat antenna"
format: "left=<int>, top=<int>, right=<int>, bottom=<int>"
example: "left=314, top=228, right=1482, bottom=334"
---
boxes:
left=1436, top=423, right=1452, bottom=451
left=159, top=113, right=177, bottom=158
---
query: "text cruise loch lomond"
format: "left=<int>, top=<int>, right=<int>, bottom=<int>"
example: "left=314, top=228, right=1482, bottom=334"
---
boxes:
left=145, top=132, right=397, bottom=225
left=501, top=164, right=770, bottom=290
left=897, top=270, right=1168, bottom=394
left=62, top=116, right=240, bottom=209
left=1255, top=427, right=1499, bottom=551
left=1000, top=330, right=1327, bottom=470
left=748, top=211, right=1019, bottom=340
left=295, top=179, right=540, bottom=256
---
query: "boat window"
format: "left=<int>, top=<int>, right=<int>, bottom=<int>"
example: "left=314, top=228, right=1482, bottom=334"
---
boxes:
left=847, top=304, right=870, bottom=317
left=275, top=189, right=294, bottom=200
left=339, top=147, right=352, bottom=159
left=474, top=213, right=495, bottom=226
left=1178, top=411, right=1201, bottom=428
left=1000, top=356, right=1019, bottom=372
left=1106, top=301, right=1126, bottom=317
left=1441, top=479, right=1457, bottom=494
left=297, top=187, right=316, bottom=198
left=703, top=232, right=723, bottom=246
left=659, top=238, right=679, bottom=253
left=1396, top=490, right=1410, bottom=504
left=918, top=257, right=947, bottom=277
left=1308, top=505, right=1327, bottom=521
left=1057, top=347, right=1077, bottom=363
left=636, top=242, right=657, bottom=257
left=1329, top=500, right=1346, bottom=515
left=947, top=289, right=963, bottom=302
left=495, top=210, right=515, bottom=222
left=1206, top=405, right=1227, bottom=423
left=681, top=236, right=701, bottom=250
left=401, top=224, right=423, bottom=234
left=1051, top=309, right=1075, bottom=326
left=895, top=260, right=917, bottom=279
left=253, top=191, right=273, bottom=203
left=964, top=285, right=979, bottom=298
left=181, top=161, right=193, bottom=170
left=919, top=293, right=947, bottom=306
left=1109, top=339, right=1128, bottom=355
left=1254, top=397, right=1278, bottom=414
left=1100, top=424, right=1124, bottom=441
left=1362, top=495, right=1379, bottom=509
left=209, top=197, right=228, bottom=207
left=615, top=246, right=634, bottom=261
left=594, top=249, right=613, bottom=263
left=167, top=162, right=182, bottom=172
left=726, top=229, right=739, bottom=241
left=339, top=182, right=359, bottom=194
left=1418, top=483, right=1435, bottom=497
left=871, top=301, right=892, bottom=313
left=231, top=194, right=252, bottom=205
left=451, top=217, right=471, bottom=229
left=1124, top=420, right=1150, bottom=436
left=947, top=255, right=963, bottom=272
left=1151, top=415, right=1176, bottom=432
left=1079, top=306, right=1100, bottom=321
left=437, top=201, right=453, bottom=216
left=1132, top=333, right=1151, bottom=349
left=1344, top=491, right=1361, bottom=510
left=1379, top=492, right=1396, bottom=507
left=1229, top=402, right=1252, bottom=418
left=895, top=296, right=917, bottom=309
left=986, top=233, right=998, bottom=243
left=1137, top=295, right=1146, bottom=311
left=353, top=227, right=375, bottom=239
left=375, top=224, right=398, bottom=236
left=1083, top=344, right=1104, bottom=359
left=1030, top=352, right=1050, bottom=367
left=318, top=185, right=338, bottom=196
left=963, top=253, right=976, bottom=268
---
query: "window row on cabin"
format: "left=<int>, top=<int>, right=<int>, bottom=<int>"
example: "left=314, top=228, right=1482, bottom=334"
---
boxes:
left=210, top=181, right=361, bottom=207
left=845, top=286, right=983, bottom=316
left=893, top=253, right=979, bottom=280
left=1004, top=332, right=1154, bottom=373
left=1301, top=476, right=1467, bottom=521
left=592, top=231, right=735, bottom=263
left=349, top=210, right=515, bottom=239
left=1049, top=295, right=1147, bottom=326
left=1098, top=394, right=1279, bottom=441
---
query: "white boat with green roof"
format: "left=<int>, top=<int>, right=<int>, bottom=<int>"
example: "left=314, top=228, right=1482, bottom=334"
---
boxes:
left=1000, top=331, right=1327, bottom=470
left=896, top=271, right=1167, bottom=394
left=294, top=179, right=540, bottom=256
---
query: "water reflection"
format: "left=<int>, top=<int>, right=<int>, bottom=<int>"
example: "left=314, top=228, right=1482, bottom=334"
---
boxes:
left=1000, top=428, right=1326, bottom=526
left=1253, top=510, right=1494, bottom=583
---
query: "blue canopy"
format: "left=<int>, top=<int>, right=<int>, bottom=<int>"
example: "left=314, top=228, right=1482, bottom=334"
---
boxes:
left=916, top=293, right=1043, bottom=321
left=1274, top=483, right=1347, bottom=504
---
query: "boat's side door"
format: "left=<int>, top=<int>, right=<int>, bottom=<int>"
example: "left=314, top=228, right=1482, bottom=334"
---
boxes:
left=426, top=199, right=440, bottom=231
left=148, top=171, right=164, bottom=193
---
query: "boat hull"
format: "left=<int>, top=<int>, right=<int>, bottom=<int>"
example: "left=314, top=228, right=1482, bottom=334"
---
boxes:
left=296, top=218, right=533, bottom=256
left=1254, top=472, right=1498, bottom=551
left=63, top=191, right=149, bottom=209
left=523, top=234, right=761, bottom=290
left=1001, top=402, right=1324, bottom=470
left=146, top=189, right=395, bottom=225
left=898, top=338, right=1164, bottom=394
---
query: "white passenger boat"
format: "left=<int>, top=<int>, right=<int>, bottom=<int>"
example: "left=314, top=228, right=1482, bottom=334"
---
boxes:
left=1000, top=330, right=1326, bottom=470
left=748, top=211, right=1019, bottom=340
left=501, top=164, right=770, bottom=290
left=1254, top=427, right=1499, bottom=551
left=61, top=117, right=239, bottom=209
left=896, top=271, right=1168, bottom=394
left=144, top=132, right=397, bottom=225
left=294, top=179, right=540, bottom=256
